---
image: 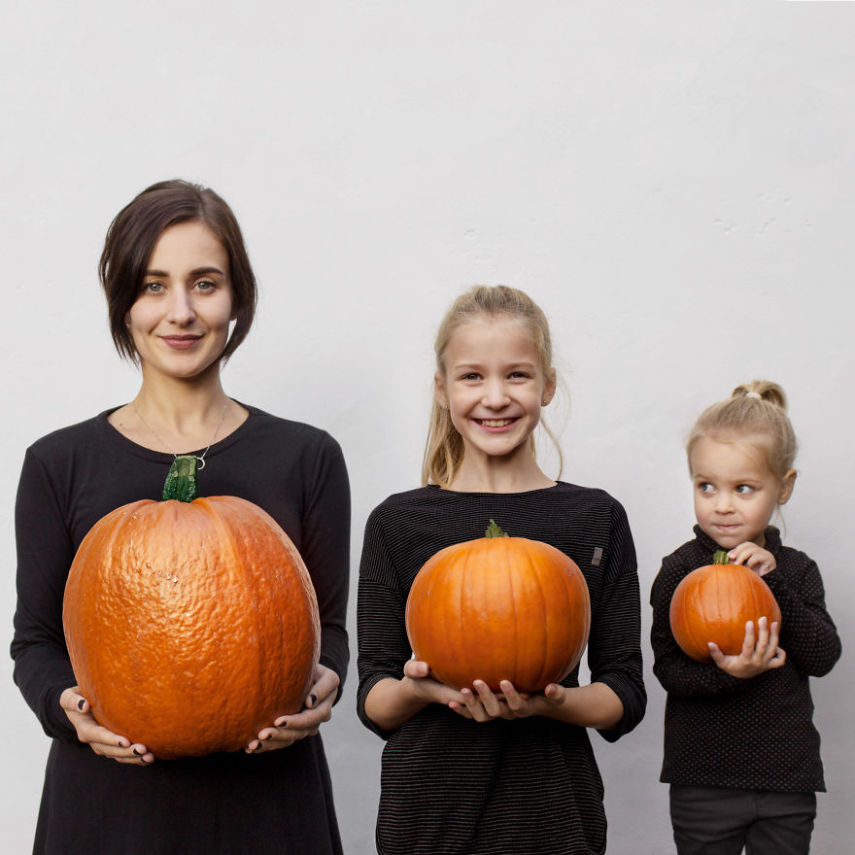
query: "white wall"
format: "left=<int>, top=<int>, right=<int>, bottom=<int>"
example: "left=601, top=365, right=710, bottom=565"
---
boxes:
left=2, top=3, right=853, bottom=852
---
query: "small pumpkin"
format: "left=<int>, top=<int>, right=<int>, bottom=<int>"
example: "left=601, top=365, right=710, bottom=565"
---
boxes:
left=405, top=520, right=591, bottom=692
left=63, top=456, right=320, bottom=759
left=669, top=550, right=782, bottom=662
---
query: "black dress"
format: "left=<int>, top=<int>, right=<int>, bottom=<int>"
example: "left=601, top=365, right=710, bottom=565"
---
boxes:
left=357, top=483, right=646, bottom=855
left=12, top=406, right=350, bottom=855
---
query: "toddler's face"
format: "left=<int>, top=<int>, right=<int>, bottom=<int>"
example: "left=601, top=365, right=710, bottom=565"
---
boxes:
left=689, top=435, right=793, bottom=550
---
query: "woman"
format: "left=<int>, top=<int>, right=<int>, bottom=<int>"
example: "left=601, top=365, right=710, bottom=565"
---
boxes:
left=11, top=180, right=350, bottom=854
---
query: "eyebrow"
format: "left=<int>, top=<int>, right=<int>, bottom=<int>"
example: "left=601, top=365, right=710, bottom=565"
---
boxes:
left=145, top=266, right=225, bottom=278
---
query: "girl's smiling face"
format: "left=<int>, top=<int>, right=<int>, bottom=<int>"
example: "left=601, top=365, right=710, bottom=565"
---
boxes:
left=690, top=434, right=796, bottom=549
left=127, top=221, right=234, bottom=382
left=435, top=313, right=555, bottom=467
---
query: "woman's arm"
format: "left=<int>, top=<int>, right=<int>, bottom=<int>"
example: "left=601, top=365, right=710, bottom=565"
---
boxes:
left=300, top=432, right=351, bottom=691
left=11, top=448, right=80, bottom=741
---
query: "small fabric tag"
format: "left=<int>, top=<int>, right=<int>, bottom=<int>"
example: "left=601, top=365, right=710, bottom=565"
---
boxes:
left=591, top=547, right=603, bottom=567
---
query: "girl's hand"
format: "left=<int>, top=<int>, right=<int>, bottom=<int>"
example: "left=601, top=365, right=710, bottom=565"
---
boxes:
left=401, top=658, right=467, bottom=707
left=708, top=617, right=786, bottom=678
left=246, top=663, right=339, bottom=754
left=60, top=687, right=153, bottom=765
left=449, top=680, right=543, bottom=722
left=728, top=542, right=776, bottom=576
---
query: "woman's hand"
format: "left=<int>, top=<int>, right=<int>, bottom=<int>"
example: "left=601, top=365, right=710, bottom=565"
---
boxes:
left=60, top=687, right=153, bottom=765
left=245, top=664, right=339, bottom=754
left=728, top=541, right=776, bottom=576
left=709, top=616, right=787, bottom=678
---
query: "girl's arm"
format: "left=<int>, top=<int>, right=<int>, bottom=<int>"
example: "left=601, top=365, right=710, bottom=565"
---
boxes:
left=357, top=508, right=467, bottom=734
left=583, top=501, right=646, bottom=739
left=363, top=660, right=465, bottom=732
left=763, top=552, right=841, bottom=677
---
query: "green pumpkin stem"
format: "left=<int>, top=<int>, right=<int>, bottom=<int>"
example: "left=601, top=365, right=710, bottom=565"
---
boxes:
left=485, top=519, right=509, bottom=538
left=162, top=455, right=200, bottom=503
left=712, top=549, right=730, bottom=565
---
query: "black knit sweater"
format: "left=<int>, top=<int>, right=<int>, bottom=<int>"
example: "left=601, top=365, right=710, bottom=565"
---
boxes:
left=357, top=482, right=646, bottom=855
left=650, top=526, right=841, bottom=792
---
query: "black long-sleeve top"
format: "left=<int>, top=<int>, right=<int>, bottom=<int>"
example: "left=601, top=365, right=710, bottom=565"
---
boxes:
left=11, top=406, right=350, bottom=855
left=650, top=525, right=841, bottom=792
left=357, top=483, right=646, bottom=855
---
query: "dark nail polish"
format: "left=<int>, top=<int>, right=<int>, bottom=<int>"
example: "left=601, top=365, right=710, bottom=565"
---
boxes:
left=264, top=733, right=273, bottom=741
left=77, top=699, right=86, bottom=711
left=133, top=747, right=143, bottom=756
left=309, top=694, right=318, bottom=707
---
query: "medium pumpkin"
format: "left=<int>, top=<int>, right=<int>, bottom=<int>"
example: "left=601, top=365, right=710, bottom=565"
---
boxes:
left=63, top=456, right=320, bottom=760
left=669, top=550, right=782, bottom=662
left=405, top=520, right=591, bottom=692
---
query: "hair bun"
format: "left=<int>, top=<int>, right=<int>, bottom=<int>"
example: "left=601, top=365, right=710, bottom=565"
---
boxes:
left=732, top=380, right=787, bottom=411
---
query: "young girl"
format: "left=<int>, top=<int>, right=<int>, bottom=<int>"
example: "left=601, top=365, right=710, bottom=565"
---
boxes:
left=650, top=381, right=841, bottom=855
left=12, top=180, right=350, bottom=854
left=357, top=285, right=646, bottom=855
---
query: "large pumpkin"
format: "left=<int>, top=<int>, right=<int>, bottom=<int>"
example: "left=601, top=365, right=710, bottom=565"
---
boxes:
left=63, top=456, right=320, bottom=759
left=669, top=550, right=782, bottom=662
left=405, top=520, right=591, bottom=692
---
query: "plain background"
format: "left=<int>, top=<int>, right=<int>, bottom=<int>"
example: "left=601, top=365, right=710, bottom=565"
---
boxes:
left=1, top=2, right=852, bottom=853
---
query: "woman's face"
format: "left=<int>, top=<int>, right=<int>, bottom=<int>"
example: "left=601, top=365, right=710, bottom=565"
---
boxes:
left=127, top=221, right=234, bottom=381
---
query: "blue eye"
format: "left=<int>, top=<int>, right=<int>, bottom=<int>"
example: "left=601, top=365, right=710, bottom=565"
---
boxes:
left=736, top=484, right=755, bottom=494
left=697, top=482, right=714, bottom=494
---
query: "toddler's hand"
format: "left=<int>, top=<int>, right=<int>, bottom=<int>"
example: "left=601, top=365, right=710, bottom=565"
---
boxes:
left=708, top=616, right=786, bottom=678
left=728, top=542, right=776, bottom=576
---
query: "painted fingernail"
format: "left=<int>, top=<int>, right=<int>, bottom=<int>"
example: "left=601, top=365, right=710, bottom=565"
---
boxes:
left=264, top=733, right=273, bottom=740
left=77, top=699, right=86, bottom=711
left=133, top=747, right=143, bottom=756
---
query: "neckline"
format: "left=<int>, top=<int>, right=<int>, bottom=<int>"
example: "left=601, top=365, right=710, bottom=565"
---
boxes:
left=427, top=481, right=564, bottom=498
left=98, top=402, right=254, bottom=462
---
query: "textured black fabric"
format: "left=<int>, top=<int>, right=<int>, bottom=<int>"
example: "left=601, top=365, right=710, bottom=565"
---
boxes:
left=650, top=526, right=841, bottom=793
left=11, top=406, right=350, bottom=855
left=357, top=483, right=646, bottom=855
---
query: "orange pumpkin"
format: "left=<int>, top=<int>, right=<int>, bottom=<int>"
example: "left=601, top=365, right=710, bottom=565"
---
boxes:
left=405, top=520, right=591, bottom=692
left=669, top=550, right=782, bottom=662
left=63, top=456, right=320, bottom=759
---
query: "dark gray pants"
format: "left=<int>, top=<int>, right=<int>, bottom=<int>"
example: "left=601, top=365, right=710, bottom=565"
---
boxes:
left=669, top=785, right=816, bottom=855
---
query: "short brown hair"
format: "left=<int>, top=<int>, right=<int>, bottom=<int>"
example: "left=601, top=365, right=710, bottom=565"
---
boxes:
left=99, top=179, right=257, bottom=362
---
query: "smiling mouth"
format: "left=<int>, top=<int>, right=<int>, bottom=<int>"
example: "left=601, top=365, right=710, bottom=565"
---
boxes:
left=474, top=418, right=518, bottom=428
left=161, top=334, right=202, bottom=346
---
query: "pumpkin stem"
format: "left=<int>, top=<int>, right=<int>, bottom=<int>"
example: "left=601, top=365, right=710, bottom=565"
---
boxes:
left=712, top=549, right=730, bottom=565
left=162, top=455, right=200, bottom=503
left=485, top=519, right=509, bottom=538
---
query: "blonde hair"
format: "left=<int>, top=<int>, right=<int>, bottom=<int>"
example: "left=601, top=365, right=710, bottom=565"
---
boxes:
left=687, top=380, right=798, bottom=482
left=421, top=285, right=562, bottom=486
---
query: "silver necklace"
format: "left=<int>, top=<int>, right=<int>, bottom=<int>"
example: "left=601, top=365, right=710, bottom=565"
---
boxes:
left=132, top=400, right=229, bottom=471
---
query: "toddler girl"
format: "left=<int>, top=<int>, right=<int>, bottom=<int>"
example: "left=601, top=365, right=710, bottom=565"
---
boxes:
left=650, top=381, right=841, bottom=855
